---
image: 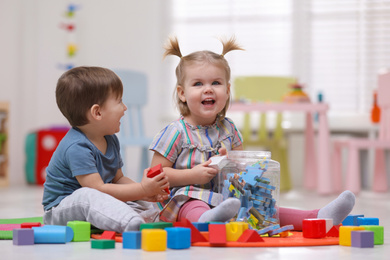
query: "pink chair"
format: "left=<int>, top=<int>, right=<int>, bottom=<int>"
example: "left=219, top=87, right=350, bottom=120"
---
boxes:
left=332, top=69, right=390, bottom=194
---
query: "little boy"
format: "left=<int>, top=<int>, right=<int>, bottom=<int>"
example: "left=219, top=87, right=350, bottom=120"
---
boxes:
left=42, top=66, right=169, bottom=232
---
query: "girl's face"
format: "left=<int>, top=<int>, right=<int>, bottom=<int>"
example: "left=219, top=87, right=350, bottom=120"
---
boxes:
left=177, top=62, right=230, bottom=126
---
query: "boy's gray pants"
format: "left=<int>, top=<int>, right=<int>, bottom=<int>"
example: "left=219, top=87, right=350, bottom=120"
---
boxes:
left=43, top=187, right=159, bottom=233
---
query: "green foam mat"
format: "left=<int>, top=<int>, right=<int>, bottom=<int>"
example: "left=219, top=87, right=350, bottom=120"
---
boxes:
left=0, top=216, right=43, bottom=240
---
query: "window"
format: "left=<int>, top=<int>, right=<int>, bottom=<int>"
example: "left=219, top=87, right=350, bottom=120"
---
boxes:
left=172, top=0, right=390, bottom=119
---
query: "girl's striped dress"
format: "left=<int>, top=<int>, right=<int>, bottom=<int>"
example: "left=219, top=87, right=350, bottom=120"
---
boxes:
left=149, top=116, right=243, bottom=222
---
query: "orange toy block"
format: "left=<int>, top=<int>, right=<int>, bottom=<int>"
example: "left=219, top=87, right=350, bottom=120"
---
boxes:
left=173, top=218, right=207, bottom=243
left=21, top=222, right=42, bottom=229
left=326, top=224, right=341, bottom=237
left=99, top=231, right=116, bottom=240
left=237, top=229, right=264, bottom=243
left=209, top=224, right=226, bottom=245
left=147, top=164, right=170, bottom=194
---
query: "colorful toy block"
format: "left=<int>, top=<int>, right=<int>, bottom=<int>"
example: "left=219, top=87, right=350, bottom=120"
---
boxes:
left=360, top=225, right=384, bottom=245
left=91, top=239, right=115, bottom=249
left=268, top=224, right=294, bottom=236
left=226, top=222, right=249, bottom=242
left=302, top=219, right=326, bottom=238
left=21, top=222, right=41, bottom=229
left=192, top=222, right=209, bottom=232
left=321, top=218, right=333, bottom=233
left=99, top=230, right=116, bottom=240
left=147, top=164, right=170, bottom=194
left=140, top=222, right=173, bottom=230
left=173, top=218, right=207, bottom=243
left=237, top=229, right=264, bottom=243
left=351, top=231, right=374, bottom=248
left=339, top=226, right=365, bottom=246
left=32, top=225, right=74, bottom=244
left=209, top=223, right=226, bottom=245
left=122, top=231, right=141, bottom=249
left=67, top=221, right=91, bottom=242
left=209, top=155, right=228, bottom=170
left=342, top=214, right=364, bottom=226
left=326, top=225, right=341, bottom=237
left=166, top=227, right=191, bottom=249
left=357, top=217, right=379, bottom=226
left=141, top=229, right=167, bottom=251
left=13, top=229, right=34, bottom=245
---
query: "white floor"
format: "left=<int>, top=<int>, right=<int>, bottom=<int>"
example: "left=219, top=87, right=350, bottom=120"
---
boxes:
left=0, top=185, right=389, bottom=260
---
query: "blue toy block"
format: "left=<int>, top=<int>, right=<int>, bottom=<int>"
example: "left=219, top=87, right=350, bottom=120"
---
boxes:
left=122, top=231, right=141, bottom=249
left=192, top=222, right=209, bottom=232
left=357, top=217, right=379, bottom=226
left=32, top=225, right=74, bottom=244
left=351, top=230, right=374, bottom=248
left=166, top=227, right=191, bottom=249
left=13, top=229, right=34, bottom=245
left=342, top=214, right=364, bottom=226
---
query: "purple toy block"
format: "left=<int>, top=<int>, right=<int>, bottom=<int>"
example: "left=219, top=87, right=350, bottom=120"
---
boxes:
left=13, top=229, right=34, bottom=245
left=351, top=230, right=374, bottom=248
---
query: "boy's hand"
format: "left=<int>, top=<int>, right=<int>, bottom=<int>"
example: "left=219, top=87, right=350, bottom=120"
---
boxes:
left=190, top=160, right=218, bottom=185
left=140, top=168, right=170, bottom=198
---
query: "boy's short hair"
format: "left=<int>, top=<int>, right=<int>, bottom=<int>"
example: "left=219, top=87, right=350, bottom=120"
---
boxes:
left=56, top=66, right=123, bottom=127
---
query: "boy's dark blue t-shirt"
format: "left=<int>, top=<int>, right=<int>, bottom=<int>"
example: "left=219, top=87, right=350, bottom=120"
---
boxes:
left=42, top=127, right=123, bottom=211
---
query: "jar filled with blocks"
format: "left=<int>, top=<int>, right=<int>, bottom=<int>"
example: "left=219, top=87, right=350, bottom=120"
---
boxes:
left=218, top=151, right=280, bottom=231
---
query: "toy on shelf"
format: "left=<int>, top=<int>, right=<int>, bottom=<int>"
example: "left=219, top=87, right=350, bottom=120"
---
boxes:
left=371, top=90, right=381, bottom=123
left=282, top=83, right=311, bottom=103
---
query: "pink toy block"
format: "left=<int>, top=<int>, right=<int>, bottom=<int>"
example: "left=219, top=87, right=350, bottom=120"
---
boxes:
left=237, top=229, right=264, bottom=243
left=99, top=231, right=116, bottom=240
left=208, top=223, right=226, bottom=245
left=13, top=229, right=34, bottom=245
left=351, top=230, right=374, bottom=248
left=173, top=218, right=207, bottom=243
left=302, top=219, right=326, bottom=238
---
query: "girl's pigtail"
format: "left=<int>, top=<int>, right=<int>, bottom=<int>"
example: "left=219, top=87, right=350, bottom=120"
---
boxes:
left=221, top=36, right=244, bottom=57
left=163, top=36, right=182, bottom=59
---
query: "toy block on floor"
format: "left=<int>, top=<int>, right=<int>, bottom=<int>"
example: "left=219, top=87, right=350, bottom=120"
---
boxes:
left=21, top=222, right=41, bottom=229
left=122, top=231, right=141, bottom=249
left=166, top=227, right=191, bottom=249
left=357, top=217, right=379, bottom=226
left=91, top=239, right=115, bottom=249
left=339, top=226, right=365, bottom=246
left=173, top=218, right=207, bottom=243
left=141, top=229, right=167, bottom=251
left=237, top=229, right=264, bottom=243
left=192, top=222, right=209, bottom=232
left=140, top=222, right=173, bottom=230
left=67, top=221, right=91, bottom=242
left=342, top=214, right=364, bottom=226
left=326, top=224, right=341, bottom=237
left=13, top=229, right=34, bottom=246
left=32, top=225, right=74, bottom=244
left=209, top=223, right=226, bottom=245
left=99, top=230, right=116, bottom=240
left=226, top=222, right=248, bottom=242
left=351, top=231, right=374, bottom=248
left=361, top=225, right=384, bottom=245
left=302, top=219, right=326, bottom=238
left=147, top=164, right=170, bottom=194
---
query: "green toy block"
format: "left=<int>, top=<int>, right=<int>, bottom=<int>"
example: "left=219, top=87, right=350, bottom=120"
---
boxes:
left=67, top=221, right=91, bottom=242
left=140, top=222, right=173, bottom=230
left=361, top=225, right=384, bottom=245
left=91, top=239, right=115, bottom=249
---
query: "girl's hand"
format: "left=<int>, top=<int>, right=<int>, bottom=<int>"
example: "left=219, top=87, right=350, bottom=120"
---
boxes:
left=143, top=194, right=169, bottom=202
left=190, top=160, right=218, bottom=185
left=218, top=147, right=227, bottom=156
left=140, top=168, right=170, bottom=198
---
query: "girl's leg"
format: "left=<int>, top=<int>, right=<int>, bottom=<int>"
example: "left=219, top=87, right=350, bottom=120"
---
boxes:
left=280, top=190, right=355, bottom=230
left=178, top=198, right=241, bottom=223
left=43, top=187, right=145, bottom=233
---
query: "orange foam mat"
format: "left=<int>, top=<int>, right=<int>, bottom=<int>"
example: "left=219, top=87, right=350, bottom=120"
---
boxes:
left=91, top=232, right=339, bottom=247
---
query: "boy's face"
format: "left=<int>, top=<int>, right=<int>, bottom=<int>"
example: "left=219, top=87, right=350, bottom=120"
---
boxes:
left=99, top=92, right=127, bottom=135
left=177, top=62, right=230, bottom=126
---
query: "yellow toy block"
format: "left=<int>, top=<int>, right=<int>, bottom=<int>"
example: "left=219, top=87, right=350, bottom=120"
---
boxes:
left=339, top=226, right=365, bottom=246
left=141, top=229, right=167, bottom=251
left=226, top=222, right=249, bottom=242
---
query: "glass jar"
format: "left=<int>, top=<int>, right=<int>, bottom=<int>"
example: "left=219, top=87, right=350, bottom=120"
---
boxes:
left=218, top=150, right=280, bottom=230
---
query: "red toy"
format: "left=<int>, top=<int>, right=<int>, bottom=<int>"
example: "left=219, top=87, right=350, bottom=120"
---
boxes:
left=208, top=224, right=226, bottom=245
left=99, top=231, right=116, bottom=240
left=147, top=164, right=170, bottom=194
left=302, top=219, right=326, bottom=239
left=173, top=218, right=207, bottom=243
left=237, top=229, right=264, bottom=243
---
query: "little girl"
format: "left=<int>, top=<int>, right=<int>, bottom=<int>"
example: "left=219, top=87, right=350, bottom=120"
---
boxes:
left=149, top=36, right=355, bottom=229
